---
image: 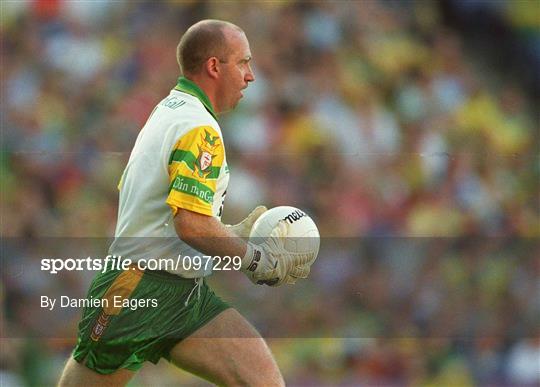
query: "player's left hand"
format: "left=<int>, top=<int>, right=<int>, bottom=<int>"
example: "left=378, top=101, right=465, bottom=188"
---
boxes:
left=225, top=205, right=267, bottom=239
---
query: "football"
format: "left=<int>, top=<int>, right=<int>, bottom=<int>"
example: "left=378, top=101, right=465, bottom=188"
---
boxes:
left=249, top=206, right=320, bottom=265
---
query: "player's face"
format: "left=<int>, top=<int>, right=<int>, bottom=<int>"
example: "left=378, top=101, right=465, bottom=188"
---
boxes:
left=217, top=30, right=255, bottom=113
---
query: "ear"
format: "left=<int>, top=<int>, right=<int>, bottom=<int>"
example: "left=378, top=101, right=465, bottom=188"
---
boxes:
left=204, top=57, right=220, bottom=80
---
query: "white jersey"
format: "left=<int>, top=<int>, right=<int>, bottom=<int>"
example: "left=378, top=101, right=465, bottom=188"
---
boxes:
left=109, top=78, right=229, bottom=278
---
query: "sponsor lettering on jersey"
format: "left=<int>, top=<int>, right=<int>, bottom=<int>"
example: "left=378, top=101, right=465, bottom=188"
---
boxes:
left=159, top=96, right=186, bottom=109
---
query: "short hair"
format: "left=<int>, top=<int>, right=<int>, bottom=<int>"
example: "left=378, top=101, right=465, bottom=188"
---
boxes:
left=177, top=20, right=243, bottom=75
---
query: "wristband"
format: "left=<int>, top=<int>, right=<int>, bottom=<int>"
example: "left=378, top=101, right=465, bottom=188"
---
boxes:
left=241, top=243, right=263, bottom=272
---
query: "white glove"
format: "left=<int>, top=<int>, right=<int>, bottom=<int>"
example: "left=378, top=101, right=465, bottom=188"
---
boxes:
left=284, top=264, right=311, bottom=284
left=225, top=206, right=267, bottom=239
left=241, top=221, right=314, bottom=286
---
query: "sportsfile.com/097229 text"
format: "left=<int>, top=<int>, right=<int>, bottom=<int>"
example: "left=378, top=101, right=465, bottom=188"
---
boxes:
left=40, top=255, right=242, bottom=274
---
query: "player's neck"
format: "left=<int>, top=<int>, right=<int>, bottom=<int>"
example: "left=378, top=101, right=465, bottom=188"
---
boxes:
left=184, top=75, right=220, bottom=115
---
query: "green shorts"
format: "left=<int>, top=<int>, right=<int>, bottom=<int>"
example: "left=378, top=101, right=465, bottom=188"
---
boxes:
left=72, top=266, right=230, bottom=374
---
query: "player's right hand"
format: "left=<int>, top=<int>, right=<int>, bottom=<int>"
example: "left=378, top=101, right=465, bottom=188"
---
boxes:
left=225, top=205, right=267, bottom=239
left=241, top=221, right=313, bottom=286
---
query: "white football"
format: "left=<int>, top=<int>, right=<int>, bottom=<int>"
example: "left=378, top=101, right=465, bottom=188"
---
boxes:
left=249, top=206, right=320, bottom=264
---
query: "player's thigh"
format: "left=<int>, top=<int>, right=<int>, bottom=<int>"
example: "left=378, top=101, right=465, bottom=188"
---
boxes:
left=169, top=308, right=284, bottom=387
left=58, top=356, right=135, bottom=387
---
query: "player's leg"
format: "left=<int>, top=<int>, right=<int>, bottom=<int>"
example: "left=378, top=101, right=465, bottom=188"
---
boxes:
left=58, top=268, right=147, bottom=386
left=58, top=356, right=135, bottom=387
left=168, top=308, right=284, bottom=386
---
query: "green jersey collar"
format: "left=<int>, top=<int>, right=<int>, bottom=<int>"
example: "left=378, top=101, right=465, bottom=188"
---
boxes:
left=174, top=77, right=217, bottom=120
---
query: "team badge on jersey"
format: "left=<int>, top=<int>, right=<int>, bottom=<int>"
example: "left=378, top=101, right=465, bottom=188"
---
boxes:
left=194, top=130, right=220, bottom=181
left=167, top=126, right=225, bottom=216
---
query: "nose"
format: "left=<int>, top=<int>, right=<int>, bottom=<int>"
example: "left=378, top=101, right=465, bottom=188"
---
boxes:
left=245, top=64, right=255, bottom=83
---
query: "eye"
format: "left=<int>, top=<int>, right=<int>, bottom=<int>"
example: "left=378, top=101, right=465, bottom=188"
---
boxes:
left=239, top=57, right=252, bottom=65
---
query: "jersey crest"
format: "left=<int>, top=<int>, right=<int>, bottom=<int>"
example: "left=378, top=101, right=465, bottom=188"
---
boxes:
left=194, top=130, right=220, bottom=181
left=167, top=125, right=225, bottom=216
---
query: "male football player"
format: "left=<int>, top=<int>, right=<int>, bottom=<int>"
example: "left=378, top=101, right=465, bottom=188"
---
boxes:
left=59, top=20, right=311, bottom=386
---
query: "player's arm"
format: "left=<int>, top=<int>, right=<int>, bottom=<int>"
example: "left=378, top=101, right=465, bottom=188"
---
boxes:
left=167, top=126, right=305, bottom=285
left=174, top=208, right=298, bottom=286
left=174, top=208, right=247, bottom=258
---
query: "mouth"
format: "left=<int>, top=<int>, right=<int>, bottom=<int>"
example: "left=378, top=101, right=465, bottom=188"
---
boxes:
left=239, top=86, right=248, bottom=99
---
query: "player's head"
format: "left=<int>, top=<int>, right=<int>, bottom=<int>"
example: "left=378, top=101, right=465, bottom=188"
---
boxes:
left=177, top=20, right=255, bottom=113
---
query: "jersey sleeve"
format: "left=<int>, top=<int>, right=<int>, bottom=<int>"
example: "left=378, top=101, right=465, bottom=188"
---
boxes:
left=166, top=125, right=224, bottom=216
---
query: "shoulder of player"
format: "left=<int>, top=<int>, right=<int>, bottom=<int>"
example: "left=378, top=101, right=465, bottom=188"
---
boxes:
left=170, top=90, right=218, bottom=122
left=165, top=93, right=224, bottom=148
left=163, top=90, right=220, bottom=133
left=149, top=90, right=217, bottom=132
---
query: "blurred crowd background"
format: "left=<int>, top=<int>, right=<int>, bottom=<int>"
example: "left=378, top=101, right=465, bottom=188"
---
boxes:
left=2, top=0, right=539, bottom=386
